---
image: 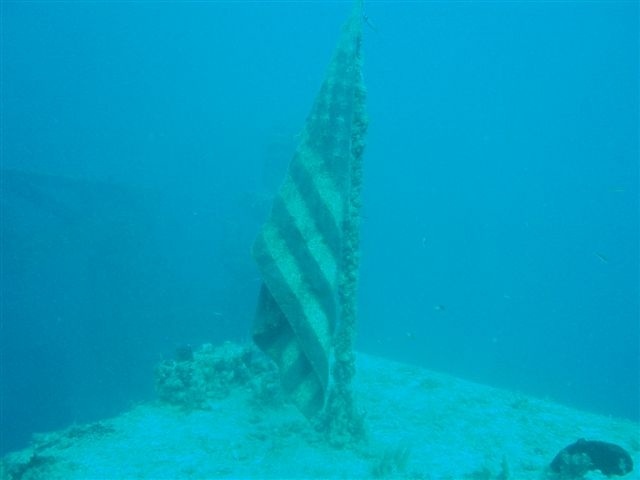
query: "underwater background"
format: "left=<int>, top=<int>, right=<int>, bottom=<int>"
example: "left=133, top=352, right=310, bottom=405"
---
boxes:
left=1, top=0, right=637, bottom=455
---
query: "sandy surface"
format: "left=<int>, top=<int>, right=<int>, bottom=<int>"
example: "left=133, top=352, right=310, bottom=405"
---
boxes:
left=2, top=343, right=638, bottom=479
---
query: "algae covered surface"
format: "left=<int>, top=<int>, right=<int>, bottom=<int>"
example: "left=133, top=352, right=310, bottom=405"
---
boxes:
left=1, top=342, right=638, bottom=480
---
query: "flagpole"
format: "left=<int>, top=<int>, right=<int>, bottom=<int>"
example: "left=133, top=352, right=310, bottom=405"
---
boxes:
left=321, top=0, right=368, bottom=446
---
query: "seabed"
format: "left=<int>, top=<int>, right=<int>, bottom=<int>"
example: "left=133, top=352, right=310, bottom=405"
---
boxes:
left=1, top=342, right=638, bottom=480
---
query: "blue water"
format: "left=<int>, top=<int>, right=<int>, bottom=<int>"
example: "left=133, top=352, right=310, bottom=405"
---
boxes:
left=1, top=1, right=637, bottom=455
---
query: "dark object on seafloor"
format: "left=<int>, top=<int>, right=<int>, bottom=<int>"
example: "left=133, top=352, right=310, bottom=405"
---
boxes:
left=550, top=439, right=633, bottom=477
left=175, top=344, right=194, bottom=362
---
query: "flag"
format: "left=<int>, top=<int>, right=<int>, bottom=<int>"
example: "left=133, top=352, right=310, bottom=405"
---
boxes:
left=252, top=3, right=366, bottom=419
